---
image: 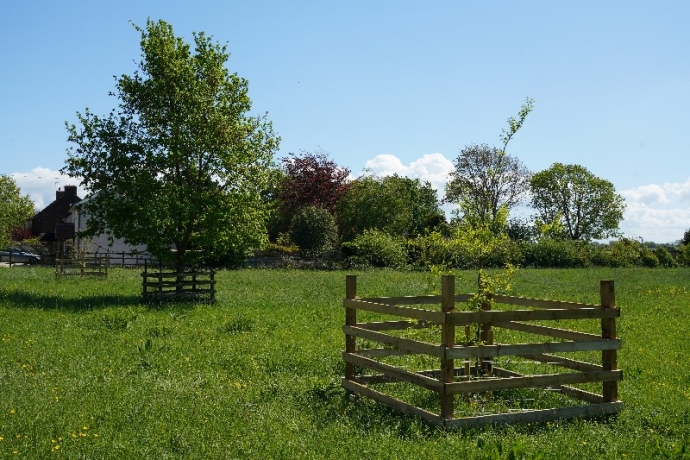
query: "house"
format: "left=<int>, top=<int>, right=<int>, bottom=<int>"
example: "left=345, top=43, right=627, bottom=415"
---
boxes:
left=31, top=185, right=82, bottom=242
left=63, top=198, right=148, bottom=265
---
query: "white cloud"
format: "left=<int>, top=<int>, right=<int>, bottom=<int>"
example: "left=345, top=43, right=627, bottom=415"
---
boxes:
left=620, top=184, right=669, bottom=205
left=619, top=179, right=690, bottom=242
left=9, top=168, right=85, bottom=210
left=363, top=153, right=454, bottom=198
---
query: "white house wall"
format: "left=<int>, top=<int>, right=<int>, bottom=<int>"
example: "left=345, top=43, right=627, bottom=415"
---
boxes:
left=65, top=206, right=149, bottom=266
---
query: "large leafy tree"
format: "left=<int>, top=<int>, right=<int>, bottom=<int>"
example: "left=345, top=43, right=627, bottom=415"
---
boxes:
left=336, top=174, right=444, bottom=241
left=63, top=20, right=279, bottom=271
left=530, top=163, right=626, bottom=241
left=444, top=98, right=533, bottom=228
left=0, top=175, right=35, bottom=249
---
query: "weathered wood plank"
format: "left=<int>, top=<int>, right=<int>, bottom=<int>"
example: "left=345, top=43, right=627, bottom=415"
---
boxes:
left=141, top=272, right=213, bottom=278
left=343, top=325, right=445, bottom=357
left=343, top=298, right=445, bottom=323
left=345, top=275, right=358, bottom=381
left=343, top=352, right=443, bottom=391
left=516, top=353, right=603, bottom=372
left=357, top=348, right=417, bottom=358
left=449, top=308, right=620, bottom=326
left=492, top=367, right=605, bottom=403
left=492, top=294, right=597, bottom=310
left=444, top=402, right=623, bottom=428
left=495, top=321, right=602, bottom=341
left=446, top=370, right=622, bottom=394
left=445, top=339, right=621, bottom=359
left=600, top=280, right=619, bottom=402
left=357, top=294, right=474, bottom=305
left=342, top=378, right=442, bottom=426
left=358, top=320, right=431, bottom=331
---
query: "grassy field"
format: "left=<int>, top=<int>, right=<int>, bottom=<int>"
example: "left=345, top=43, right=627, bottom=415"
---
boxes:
left=1, top=267, right=689, bottom=459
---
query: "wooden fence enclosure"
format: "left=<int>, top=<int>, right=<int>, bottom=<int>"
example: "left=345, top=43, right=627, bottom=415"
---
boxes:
left=55, top=255, right=108, bottom=278
left=141, top=263, right=216, bottom=302
left=342, top=275, right=622, bottom=428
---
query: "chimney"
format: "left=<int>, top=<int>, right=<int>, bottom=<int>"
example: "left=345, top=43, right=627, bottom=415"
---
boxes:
left=56, top=185, right=78, bottom=201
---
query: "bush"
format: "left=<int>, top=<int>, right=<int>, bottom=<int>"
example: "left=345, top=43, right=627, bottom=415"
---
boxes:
left=591, top=238, right=650, bottom=268
left=677, top=244, right=690, bottom=267
left=654, top=246, right=677, bottom=268
left=288, top=206, right=337, bottom=257
left=413, top=228, right=521, bottom=270
left=521, top=238, right=590, bottom=268
left=341, top=229, right=407, bottom=268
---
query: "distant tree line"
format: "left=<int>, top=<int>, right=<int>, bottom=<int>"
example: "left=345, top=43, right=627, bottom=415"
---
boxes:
left=5, top=19, right=689, bottom=271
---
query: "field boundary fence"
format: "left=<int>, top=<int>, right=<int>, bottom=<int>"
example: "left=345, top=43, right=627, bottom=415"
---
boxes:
left=141, top=261, right=216, bottom=302
left=342, top=275, right=622, bottom=428
left=55, top=254, right=109, bottom=278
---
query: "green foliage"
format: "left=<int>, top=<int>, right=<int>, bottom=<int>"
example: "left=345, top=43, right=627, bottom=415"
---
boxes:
left=63, top=19, right=279, bottom=271
left=677, top=243, right=690, bottom=267
left=467, top=265, right=516, bottom=312
left=341, top=229, right=407, bottom=267
left=506, top=217, right=538, bottom=242
left=682, top=229, right=690, bottom=246
left=444, top=144, right=531, bottom=226
left=653, top=246, right=677, bottom=268
left=288, top=206, right=337, bottom=256
left=415, top=220, right=521, bottom=270
left=336, top=174, right=443, bottom=241
left=588, top=238, right=664, bottom=268
left=0, top=175, right=35, bottom=249
left=445, top=99, right=533, bottom=227
left=530, top=163, right=625, bottom=241
left=522, top=238, right=591, bottom=268
left=499, top=97, right=535, bottom=151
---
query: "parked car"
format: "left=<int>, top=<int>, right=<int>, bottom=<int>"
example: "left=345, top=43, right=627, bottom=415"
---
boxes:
left=0, top=247, right=41, bottom=264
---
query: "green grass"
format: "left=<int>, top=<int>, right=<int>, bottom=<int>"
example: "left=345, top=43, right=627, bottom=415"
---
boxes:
left=1, top=267, right=689, bottom=459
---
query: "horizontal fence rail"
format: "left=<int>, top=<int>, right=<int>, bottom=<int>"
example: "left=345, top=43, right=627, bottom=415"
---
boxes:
left=342, top=275, right=622, bottom=428
left=55, top=256, right=109, bottom=278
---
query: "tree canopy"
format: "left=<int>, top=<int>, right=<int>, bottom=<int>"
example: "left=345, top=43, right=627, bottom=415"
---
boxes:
left=63, top=19, right=279, bottom=270
left=530, top=163, right=626, bottom=241
left=444, top=99, right=533, bottom=228
left=268, top=151, right=349, bottom=240
left=336, top=174, right=444, bottom=240
left=0, top=175, right=35, bottom=249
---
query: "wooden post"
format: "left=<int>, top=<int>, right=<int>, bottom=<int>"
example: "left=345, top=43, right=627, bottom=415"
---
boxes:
left=600, top=280, right=618, bottom=402
left=210, top=269, right=216, bottom=302
left=440, top=275, right=455, bottom=420
left=345, top=275, right=357, bottom=381
left=464, top=325, right=471, bottom=381
left=479, top=274, right=493, bottom=376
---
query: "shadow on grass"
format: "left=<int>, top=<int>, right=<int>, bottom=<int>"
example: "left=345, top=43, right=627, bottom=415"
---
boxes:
left=0, top=290, right=200, bottom=312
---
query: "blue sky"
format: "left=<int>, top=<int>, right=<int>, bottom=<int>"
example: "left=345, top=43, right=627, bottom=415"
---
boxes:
left=1, top=1, right=689, bottom=242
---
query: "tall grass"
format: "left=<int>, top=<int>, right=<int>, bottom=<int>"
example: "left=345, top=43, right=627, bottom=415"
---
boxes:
left=1, top=267, right=689, bottom=458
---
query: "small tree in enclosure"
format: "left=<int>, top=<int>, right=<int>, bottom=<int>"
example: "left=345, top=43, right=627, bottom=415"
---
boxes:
left=530, top=163, right=625, bottom=241
left=0, top=175, right=35, bottom=249
left=63, top=20, right=279, bottom=271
